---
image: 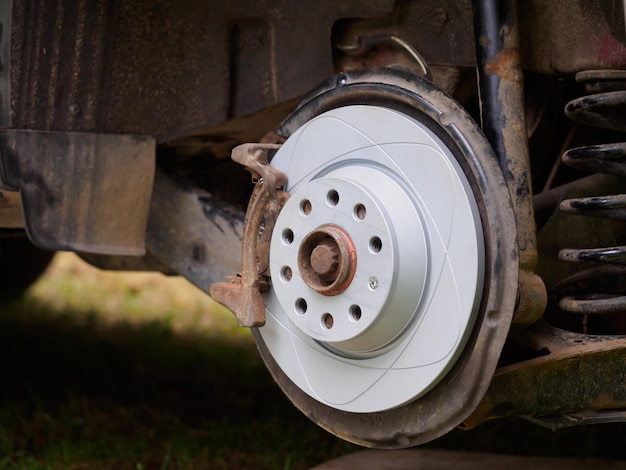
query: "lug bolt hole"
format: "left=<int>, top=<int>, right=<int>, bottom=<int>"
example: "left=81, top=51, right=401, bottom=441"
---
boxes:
left=349, top=305, right=362, bottom=322
left=322, top=313, right=334, bottom=330
left=369, top=236, right=382, bottom=254
left=295, top=298, right=308, bottom=315
left=327, top=190, right=340, bottom=206
left=300, top=199, right=312, bottom=216
left=282, top=229, right=294, bottom=245
left=281, top=266, right=293, bottom=282
left=354, top=203, right=367, bottom=220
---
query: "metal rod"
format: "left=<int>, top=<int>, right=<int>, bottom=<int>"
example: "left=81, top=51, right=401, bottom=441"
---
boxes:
left=473, top=0, right=546, bottom=323
left=473, top=0, right=509, bottom=159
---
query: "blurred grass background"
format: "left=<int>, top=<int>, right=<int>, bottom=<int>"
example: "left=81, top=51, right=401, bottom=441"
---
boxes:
left=1, top=253, right=626, bottom=469
left=0, top=253, right=356, bottom=469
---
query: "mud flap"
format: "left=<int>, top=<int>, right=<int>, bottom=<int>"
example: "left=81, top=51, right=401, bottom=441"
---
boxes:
left=0, top=130, right=155, bottom=255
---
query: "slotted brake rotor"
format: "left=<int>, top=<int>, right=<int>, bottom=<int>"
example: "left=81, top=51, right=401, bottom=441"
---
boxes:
left=263, top=102, right=483, bottom=412
left=253, top=69, right=518, bottom=447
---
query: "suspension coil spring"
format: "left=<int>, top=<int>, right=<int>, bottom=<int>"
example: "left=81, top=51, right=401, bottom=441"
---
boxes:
left=558, top=70, right=626, bottom=317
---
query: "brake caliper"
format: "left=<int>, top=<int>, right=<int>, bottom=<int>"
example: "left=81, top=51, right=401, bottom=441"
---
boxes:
left=210, top=143, right=288, bottom=327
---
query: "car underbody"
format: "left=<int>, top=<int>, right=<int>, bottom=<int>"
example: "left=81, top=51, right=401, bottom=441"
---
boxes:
left=2, top=0, right=626, bottom=448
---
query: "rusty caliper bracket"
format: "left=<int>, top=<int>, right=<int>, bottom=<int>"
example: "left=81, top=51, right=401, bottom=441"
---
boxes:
left=210, top=143, right=288, bottom=327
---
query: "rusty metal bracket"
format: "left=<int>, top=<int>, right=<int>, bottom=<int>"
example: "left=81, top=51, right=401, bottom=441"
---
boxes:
left=462, top=320, right=626, bottom=429
left=210, top=143, right=288, bottom=327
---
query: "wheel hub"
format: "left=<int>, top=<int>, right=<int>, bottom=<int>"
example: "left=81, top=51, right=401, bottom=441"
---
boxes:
left=297, top=223, right=356, bottom=296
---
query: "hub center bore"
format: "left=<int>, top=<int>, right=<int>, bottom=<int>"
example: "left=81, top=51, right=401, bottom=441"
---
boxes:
left=298, top=224, right=356, bottom=296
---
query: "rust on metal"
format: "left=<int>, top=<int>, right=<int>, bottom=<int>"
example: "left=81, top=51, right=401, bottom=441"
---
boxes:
left=310, top=239, right=340, bottom=277
left=210, top=143, right=288, bottom=327
left=483, top=47, right=523, bottom=84
left=297, top=224, right=357, bottom=296
left=474, top=0, right=546, bottom=324
left=463, top=320, right=626, bottom=429
left=513, top=258, right=548, bottom=324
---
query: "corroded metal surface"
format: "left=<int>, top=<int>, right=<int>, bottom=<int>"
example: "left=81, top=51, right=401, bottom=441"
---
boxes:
left=210, top=143, right=288, bottom=327
left=554, top=70, right=626, bottom=322
left=297, top=224, right=357, bottom=297
left=463, top=321, right=626, bottom=429
left=473, top=0, right=547, bottom=324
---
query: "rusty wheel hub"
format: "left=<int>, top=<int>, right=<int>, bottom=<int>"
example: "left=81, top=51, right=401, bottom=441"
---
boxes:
left=298, top=224, right=356, bottom=296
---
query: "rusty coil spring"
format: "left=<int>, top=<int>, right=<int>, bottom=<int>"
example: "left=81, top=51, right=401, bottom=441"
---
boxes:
left=558, top=70, right=626, bottom=316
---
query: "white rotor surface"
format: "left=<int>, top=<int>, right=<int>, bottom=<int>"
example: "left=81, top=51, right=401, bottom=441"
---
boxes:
left=260, top=105, right=485, bottom=413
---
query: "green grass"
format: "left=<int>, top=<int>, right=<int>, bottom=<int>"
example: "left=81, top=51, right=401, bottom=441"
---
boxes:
left=0, top=254, right=355, bottom=469
left=2, top=254, right=626, bottom=468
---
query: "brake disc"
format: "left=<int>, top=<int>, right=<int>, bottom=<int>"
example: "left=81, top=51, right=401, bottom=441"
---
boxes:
left=255, top=68, right=518, bottom=447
